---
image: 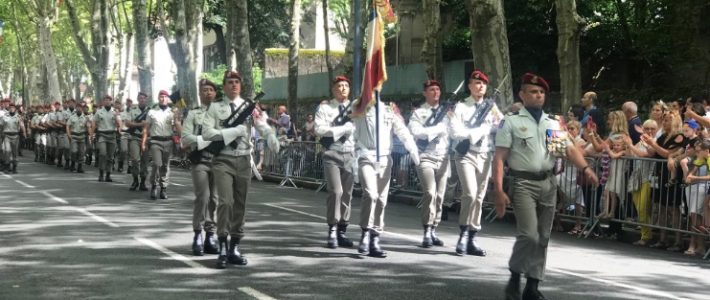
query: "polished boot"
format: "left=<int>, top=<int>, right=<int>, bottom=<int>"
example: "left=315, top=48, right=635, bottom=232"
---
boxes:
left=192, top=230, right=204, bottom=256
left=227, top=237, right=248, bottom=265
left=117, top=161, right=124, bottom=173
left=505, top=271, right=522, bottom=300
left=159, top=188, right=168, bottom=199
left=11, top=163, right=17, bottom=174
left=368, top=230, right=386, bottom=258
left=98, top=170, right=105, bottom=182
left=466, top=230, right=487, bottom=256
left=139, top=176, right=149, bottom=191
left=216, top=236, right=228, bottom=269
left=150, top=185, right=158, bottom=200
left=422, top=225, right=433, bottom=248
left=431, top=226, right=444, bottom=246
left=34, top=150, right=39, bottom=162
left=85, top=153, right=92, bottom=165
left=336, top=224, right=353, bottom=247
left=47, top=151, right=55, bottom=165
left=69, top=161, right=76, bottom=172
left=77, top=163, right=84, bottom=173
left=327, top=225, right=338, bottom=249
left=56, top=153, right=63, bottom=167
left=105, top=172, right=113, bottom=182
left=129, top=176, right=139, bottom=191
left=522, top=278, right=548, bottom=300
left=455, top=225, right=469, bottom=255
left=357, top=228, right=371, bottom=254
left=203, top=232, right=219, bottom=255
left=64, top=159, right=71, bottom=170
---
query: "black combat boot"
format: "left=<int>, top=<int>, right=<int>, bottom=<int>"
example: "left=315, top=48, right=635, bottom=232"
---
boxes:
left=64, top=159, right=71, bottom=170
left=203, top=232, right=219, bottom=255
left=150, top=185, right=158, bottom=200
left=357, top=228, right=371, bottom=254
left=104, top=172, right=113, bottom=182
left=216, top=236, right=228, bottom=269
left=466, top=230, right=487, bottom=256
left=47, top=150, right=55, bottom=165
left=368, top=229, right=386, bottom=258
left=327, top=225, right=338, bottom=249
left=422, top=225, right=433, bottom=248
left=336, top=224, right=353, bottom=247
left=85, top=153, right=92, bottom=165
left=77, top=163, right=84, bottom=173
left=56, top=153, right=63, bottom=167
left=522, top=278, right=548, bottom=300
left=129, top=176, right=139, bottom=191
left=139, top=176, right=149, bottom=191
left=11, top=163, right=18, bottom=174
left=159, top=187, right=168, bottom=199
left=431, top=226, right=444, bottom=246
left=98, top=170, right=105, bottom=182
left=455, top=225, right=469, bottom=255
left=69, top=161, right=76, bottom=172
left=192, top=230, right=204, bottom=256
left=227, top=237, right=248, bottom=265
left=34, top=149, right=39, bottom=162
left=117, top=161, right=123, bottom=173
left=505, top=271, right=522, bottom=300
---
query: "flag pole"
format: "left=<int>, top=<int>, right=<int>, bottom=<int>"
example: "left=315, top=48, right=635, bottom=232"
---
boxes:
left=375, top=90, right=380, bottom=163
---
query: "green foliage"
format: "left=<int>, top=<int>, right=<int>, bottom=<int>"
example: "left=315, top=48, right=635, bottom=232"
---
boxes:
left=200, top=64, right=264, bottom=96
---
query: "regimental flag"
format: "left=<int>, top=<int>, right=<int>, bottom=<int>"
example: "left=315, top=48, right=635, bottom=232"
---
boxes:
left=352, top=0, right=397, bottom=117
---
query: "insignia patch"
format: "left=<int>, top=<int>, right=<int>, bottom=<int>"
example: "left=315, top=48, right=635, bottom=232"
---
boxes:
left=520, top=126, right=527, bottom=132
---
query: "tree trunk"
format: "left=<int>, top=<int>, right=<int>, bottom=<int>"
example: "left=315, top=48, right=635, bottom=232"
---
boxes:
left=323, top=0, right=334, bottom=87
left=133, top=0, right=153, bottom=98
left=465, top=0, right=514, bottom=107
left=288, top=0, right=302, bottom=116
left=421, top=0, right=444, bottom=83
left=37, top=19, right=62, bottom=103
left=66, top=0, right=111, bottom=100
left=555, top=0, right=584, bottom=113
left=232, top=0, right=255, bottom=98
left=225, top=0, right=238, bottom=72
left=118, top=32, right=136, bottom=101
left=170, top=0, right=204, bottom=108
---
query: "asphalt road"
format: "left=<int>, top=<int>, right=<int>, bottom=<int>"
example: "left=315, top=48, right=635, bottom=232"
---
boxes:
left=1, top=155, right=709, bottom=300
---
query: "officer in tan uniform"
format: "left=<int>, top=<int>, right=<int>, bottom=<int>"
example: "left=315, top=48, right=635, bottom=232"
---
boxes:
left=56, top=100, right=74, bottom=170
left=494, top=73, right=598, bottom=300
left=92, top=95, right=122, bottom=182
left=449, top=70, right=504, bottom=257
left=142, top=90, right=182, bottom=200
left=117, top=99, right=133, bottom=173
left=182, top=79, right=219, bottom=256
left=202, top=71, right=280, bottom=269
left=0, top=103, right=27, bottom=173
left=66, top=103, right=92, bottom=173
left=126, top=93, right=150, bottom=191
left=31, top=106, right=46, bottom=162
left=352, top=100, right=420, bottom=257
left=314, top=75, right=356, bottom=249
left=409, top=79, right=450, bottom=248
left=45, top=102, right=60, bottom=165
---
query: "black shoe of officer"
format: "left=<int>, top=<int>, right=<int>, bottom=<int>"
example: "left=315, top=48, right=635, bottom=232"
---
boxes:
left=192, top=231, right=204, bottom=256
left=98, top=170, right=105, bottom=182
left=327, top=225, right=338, bottom=249
left=227, top=237, right=248, bottom=265
left=139, top=176, right=149, bottom=191
left=117, top=161, right=123, bottom=173
left=422, top=225, right=433, bottom=248
left=216, top=236, right=228, bottom=269
left=77, top=164, right=84, bottom=173
left=368, top=230, right=387, bottom=258
left=150, top=185, right=158, bottom=200
left=336, top=224, right=353, bottom=247
left=64, top=160, right=70, bottom=170
left=466, top=230, right=487, bottom=256
left=129, top=177, right=139, bottom=191
left=69, top=161, right=76, bottom=172
left=431, top=226, right=444, bottom=246
left=522, top=278, right=548, bottom=300
left=11, top=163, right=18, bottom=174
left=203, top=232, right=219, bottom=255
left=505, top=271, right=522, bottom=300
left=357, top=228, right=370, bottom=254
left=105, top=172, right=113, bottom=182
left=159, top=188, right=168, bottom=199
left=455, top=225, right=469, bottom=255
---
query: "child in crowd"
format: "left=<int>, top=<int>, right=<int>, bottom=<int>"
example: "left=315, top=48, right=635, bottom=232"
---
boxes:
left=600, top=136, right=627, bottom=219
left=667, top=120, right=700, bottom=185
left=683, top=140, right=710, bottom=256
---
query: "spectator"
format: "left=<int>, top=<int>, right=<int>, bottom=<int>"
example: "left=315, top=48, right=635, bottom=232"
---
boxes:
left=302, top=114, right=316, bottom=142
left=650, top=101, right=667, bottom=138
left=622, top=101, right=642, bottom=144
left=567, top=104, right=584, bottom=122
left=683, top=140, right=709, bottom=256
left=624, top=119, right=658, bottom=246
left=581, top=91, right=606, bottom=135
left=558, top=120, right=586, bottom=235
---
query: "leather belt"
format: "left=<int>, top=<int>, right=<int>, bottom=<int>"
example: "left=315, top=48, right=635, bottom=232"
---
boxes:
left=150, top=136, right=172, bottom=141
left=509, top=169, right=553, bottom=181
left=98, top=130, right=116, bottom=134
left=4, top=132, right=19, bottom=136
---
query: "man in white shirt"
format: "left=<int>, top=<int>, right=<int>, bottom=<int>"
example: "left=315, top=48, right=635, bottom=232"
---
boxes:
left=142, top=90, right=182, bottom=200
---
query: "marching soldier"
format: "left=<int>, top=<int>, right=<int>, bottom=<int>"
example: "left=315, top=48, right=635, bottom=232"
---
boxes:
left=202, top=70, right=280, bottom=269
left=314, top=75, right=356, bottom=248
left=409, top=80, right=450, bottom=248
left=66, top=102, right=92, bottom=173
left=142, top=90, right=182, bottom=200
left=449, top=70, right=504, bottom=257
left=353, top=100, right=420, bottom=257
left=494, top=73, right=598, bottom=300
left=126, top=93, right=151, bottom=191
left=45, top=102, right=60, bottom=165
left=92, top=95, right=122, bottom=182
left=31, top=106, right=44, bottom=162
left=56, top=100, right=75, bottom=170
left=0, top=103, right=27, bottom=173
left=182, top=79, right=219, bottom=256
left=117, top=99, right=133, bottom=173
left=0, top=99, right=7, bottom=171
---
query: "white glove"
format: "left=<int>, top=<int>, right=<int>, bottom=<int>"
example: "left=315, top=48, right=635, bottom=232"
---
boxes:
left=332, top=122, right=354, bottom=140
left=221, top=125, right=248, bottom=146
left=410, top=151, right=421, bottom=166
left=267, top=133, right=280, bottom=153
left=434, top=124, right=448, bottom=138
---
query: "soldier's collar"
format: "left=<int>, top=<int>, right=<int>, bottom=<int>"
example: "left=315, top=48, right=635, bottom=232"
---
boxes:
left=332, top=99, right=349, bottom=107
left=465, top=96, right=485, bottom=105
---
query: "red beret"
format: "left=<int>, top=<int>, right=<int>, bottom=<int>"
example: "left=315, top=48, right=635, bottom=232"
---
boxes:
left=9, top=103, right=16, bottom=107
left=470, top=70, right=489, bottom=84
left=332, top=75, right=350, bottom=85
left=104, top=95, right=113, bottom=101
left=423, top=80, right=441, bottom=90
left=78, top=102, right=86, bottom=107
left=521, top=72, right=549, bottom=92
left=199, top=79, right=217, bottom=90
left=53, top=101, right=61, bottom=106
left=223, top=70, right=242, bottom=82
left=158, top=90, right=170, bottom=97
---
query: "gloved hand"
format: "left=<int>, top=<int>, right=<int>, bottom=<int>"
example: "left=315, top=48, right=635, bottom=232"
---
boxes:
left=434, top=124, right=448, bottom=138
left=221, top=125, right=248, bottom=138
left=267, top=133, right=280, bottom=153
left=410, top=151, right=421, bottom=166
left=332, top=122, right=354, bottom=140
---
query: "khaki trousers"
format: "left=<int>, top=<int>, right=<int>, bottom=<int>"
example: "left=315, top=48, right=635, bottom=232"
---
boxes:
left=149, top=139, right=173, bottom=188
left=97, top=132, right=117, bottom=172
left=2, top=135, right=19, bottom=163
left=212, top=155, right=251, bottom=237
left=57, top=133, right=70, bottom=158
left=70, top=134, right=86, bottom=162
left=416, top=154, right=450, bottom=226
left=322, top=150, right=354, bottom=225
left=358, top=155, right=393, bottom=233
left=192, top=162, right=217, bottom=232
left=129, top=137, right=149, bottom=178
left=118, top=133, right=129, bottom=164
left=455, top=151, right=492, bottom=231
left=508, top=176, right=557, bottom=280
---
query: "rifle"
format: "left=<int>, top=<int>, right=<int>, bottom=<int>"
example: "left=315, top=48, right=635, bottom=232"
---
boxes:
left=319, top=100, right=354, bottom=149
left=128, top=108, right=149, bottom=136
left=416, top=79, right=465, bottom=152
left=204, top=91, right=265, bottom=155
left=454, top=74, right=508, bottom=155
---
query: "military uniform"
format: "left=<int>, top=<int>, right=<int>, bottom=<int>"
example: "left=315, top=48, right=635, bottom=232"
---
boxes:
left=352, top=101, right=419, bottom=257
left=409, top=100, right=450, bottom=248
left=94, top=106, right=121, bottom=181
left=128, top=105, right=150, bottom=191
left=314, top=98, right=356, bottom=248
left=145, top=106, right=178, bottom=199
left=182, top=105, right=218, bottom=255
left=117, top=108, right=131, bottom=173
left=0, top=107, right=25, bottom=173
left=67, top=109, right=91, bottom=173
left=31, top=112, right=45, bottom=162
left=55, top=108, right=72, bottom=168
